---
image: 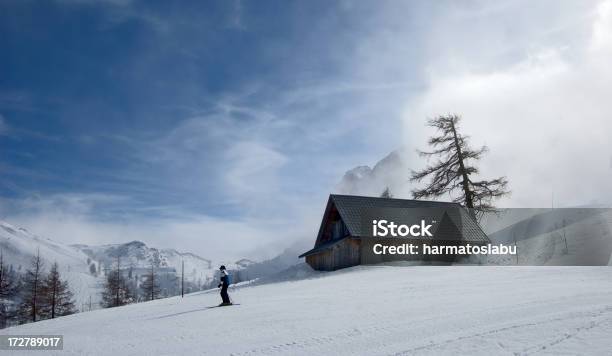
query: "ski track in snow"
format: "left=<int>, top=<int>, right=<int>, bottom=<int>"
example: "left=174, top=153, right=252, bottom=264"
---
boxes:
left=1, top=266, right=611, bottom=356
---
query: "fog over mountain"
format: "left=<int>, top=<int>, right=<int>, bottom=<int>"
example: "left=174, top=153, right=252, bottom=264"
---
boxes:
left=336, top=149, right=412, bottom=199
left=72, top=241, right=214, bottom=285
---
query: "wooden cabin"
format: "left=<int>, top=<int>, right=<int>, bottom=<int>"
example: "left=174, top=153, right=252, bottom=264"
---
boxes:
left=299, top=194, right=490, bottom=271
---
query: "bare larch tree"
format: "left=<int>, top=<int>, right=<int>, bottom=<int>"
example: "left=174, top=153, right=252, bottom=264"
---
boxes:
left=140, top=264, right=160, bottom=301
left=41, top=262, right=76, bottom=319
left=411, top=114, right=509, bottom=216
left=19, top=249, right=44, bottom=323
left=0, top=249, right=18, bottom=328
left=101, top=256, right=133, bottom=308
left=0, top=249, right=16, bottom=301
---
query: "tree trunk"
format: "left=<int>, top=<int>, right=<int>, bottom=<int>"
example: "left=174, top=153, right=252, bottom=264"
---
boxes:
left=32, top=267, right=38, bottom=322
left=450, top=119, right=474, bottom=209
left=52, top=284, right=57, bottom=319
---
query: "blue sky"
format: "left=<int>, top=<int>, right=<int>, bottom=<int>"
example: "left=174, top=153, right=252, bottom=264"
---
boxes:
left=2, top=0, right=611, bottom=260
left=0, top=1, right=406, bottom=209
left=0, top=0, right=415, bottom=257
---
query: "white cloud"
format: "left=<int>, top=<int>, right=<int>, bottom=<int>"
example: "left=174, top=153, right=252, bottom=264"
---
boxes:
left=0, top=192, right=295, bottom=261
left=402, top=0, right=612, bottom=208
left=6, top=0, right=612, bottom=263
left=224, top=141, right=288, bottom=199
left=592, top=0, right=612, bottom=53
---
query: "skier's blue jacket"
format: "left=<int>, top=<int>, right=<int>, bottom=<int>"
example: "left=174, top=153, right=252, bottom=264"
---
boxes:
left=220, top=270, right=231, bottom=286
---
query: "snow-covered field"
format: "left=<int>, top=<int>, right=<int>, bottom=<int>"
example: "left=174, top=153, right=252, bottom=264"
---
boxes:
left=2, top=266, right=612, bottom=355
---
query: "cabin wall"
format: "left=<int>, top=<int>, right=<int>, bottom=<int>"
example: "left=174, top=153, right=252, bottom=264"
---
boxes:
left=305, top=238, right=361, bottom=271
left=360, top=239, right=485, bottom=265
left=306, top=239, right=487, bottom=270
left=305, top=251, right=331, bottom=271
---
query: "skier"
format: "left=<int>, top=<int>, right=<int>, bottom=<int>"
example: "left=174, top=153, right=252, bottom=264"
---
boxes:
left=217, top=265, right=231, bottom=306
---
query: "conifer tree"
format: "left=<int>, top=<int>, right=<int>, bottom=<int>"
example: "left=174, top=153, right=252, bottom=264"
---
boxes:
left=40, top=262, right=76, bottom=319
left=380, top=187, right=393, bottom=199
left=101, top=256, right=133, bottom=308
left=19, top=249, right=44, bottom=323
left=140, top=264, right=160, bottom=301
left=411, top=114, right=509, bottom=217
left=0, top=250, right=16, bottom=300
left=0, top=250, right=18, bottom=328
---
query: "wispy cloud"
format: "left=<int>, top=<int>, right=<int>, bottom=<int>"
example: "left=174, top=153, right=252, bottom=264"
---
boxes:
left=402, top=0, right=612, bottom=208
left=0, top=192, right=308, bottom=260
left=3, top=0, right=611, bottom=261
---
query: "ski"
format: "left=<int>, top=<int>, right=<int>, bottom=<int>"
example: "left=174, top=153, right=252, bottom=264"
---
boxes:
left=206, top=303, right=240, bottom=309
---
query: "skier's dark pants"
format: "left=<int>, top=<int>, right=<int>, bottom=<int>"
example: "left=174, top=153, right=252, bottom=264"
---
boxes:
left=221, top=285, right=230, bottom=304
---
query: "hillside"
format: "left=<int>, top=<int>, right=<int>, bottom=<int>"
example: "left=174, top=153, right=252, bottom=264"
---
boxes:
left=485, top=208, right=612, bottom=266
left=0, top=220, right=219, bottom=308
left=2, top=265, right=611, bottom=355
left=0, top=221, right=99, bottom=307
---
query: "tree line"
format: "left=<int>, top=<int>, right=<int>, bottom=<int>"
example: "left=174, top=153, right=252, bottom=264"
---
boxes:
left=0, top=247, right=216, bottom=328
left=99, top=256, right=208, bottom=308
left=0, top=250, right=76, bottom=328
left=100, top=256, right=163, bottom=308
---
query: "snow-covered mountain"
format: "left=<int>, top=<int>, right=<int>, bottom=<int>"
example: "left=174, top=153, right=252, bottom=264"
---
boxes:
left=0, top=220, right=99, bottom=308
left=72, top=241, right=215, bottom=286
left=336, top=149, right=412, bottom=198
left=0, top=220, right=221, bottom=308
left=2, top=265, right=611, bottom=355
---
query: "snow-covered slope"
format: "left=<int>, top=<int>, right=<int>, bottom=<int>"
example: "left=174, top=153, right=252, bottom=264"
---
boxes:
left=486, top=208, right=612, bottom=265
left=3, top=265, right=612, bottom=355
left=0, top=221, right=99, bottom=308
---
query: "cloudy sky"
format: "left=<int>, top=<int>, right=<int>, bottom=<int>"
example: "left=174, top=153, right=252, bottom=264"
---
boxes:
left=1, top=0, right=611, bottom=260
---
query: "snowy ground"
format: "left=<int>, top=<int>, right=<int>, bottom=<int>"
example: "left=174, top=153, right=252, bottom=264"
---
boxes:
left=2, top=266, right=612, bottom=355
